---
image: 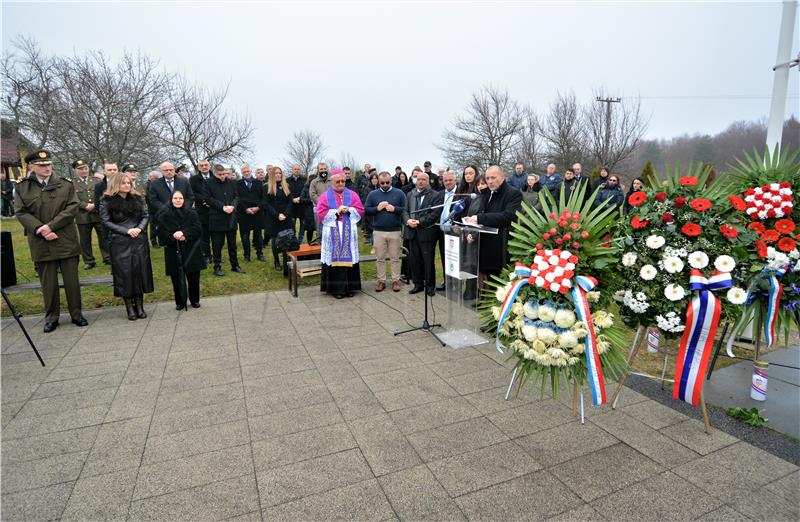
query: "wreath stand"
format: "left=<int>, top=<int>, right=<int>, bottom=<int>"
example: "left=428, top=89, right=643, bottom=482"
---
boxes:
left=609, top=324, right=720, bottom=434
left=504, top=366, right=586, bottom=424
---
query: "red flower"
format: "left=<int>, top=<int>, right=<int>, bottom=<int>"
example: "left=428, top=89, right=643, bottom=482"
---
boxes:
left=568, top=255, right=579, bottom=264
left=654, top=191, right=667, bottom=202
left=549, top=213, right=556, bottom=219
left=762, top=229, right=780, bottom=242
left=660, top=212, right=674, bottom=223
left=627, top=191, right=647, bottom=207
left=580, top=231, right=589, bottom=239
left=571, top=242, right=581, bottom=250
left=729, top=195, right=747, bottom=211
left=543, top=233, right=551, bottom=240
left=778, top=237, right=796, bottom=252
left=719, top=224, right=738, bottom=238
left=570, top=222, right=581, bottom=230
left=745, top=188, right=756, bottom=197
left=631, top=215, right=649, bottom=229
left=563, top=233, right=572, bottom=241
left=690, top=198, right=713, bottom=212
left=756, top=240, right=768, bottom=258
left=679, top=176, right=698, bottom=186
left=674, top=197, right=686, bottom=208
left=748, top=222, right=766, bottom=235
left=768, top=209, right=777, bottom=219
left=780, top=181, right=791, bottom=189
left=775, top=219, right=796, bottom=235
left=558, top=220, right=568, bottom=228
left=681, top=223, right=702, bottom=237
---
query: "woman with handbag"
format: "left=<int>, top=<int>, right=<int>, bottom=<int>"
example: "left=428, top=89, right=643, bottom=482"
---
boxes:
left=265, top=166, right=294, bottom=274
left=99, top=172, right=154, bottom=320
left=157, top=190, right=206, bottom=310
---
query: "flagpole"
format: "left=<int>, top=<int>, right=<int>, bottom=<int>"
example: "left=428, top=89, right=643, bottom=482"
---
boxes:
left=765, top=0, right=798, bottom=153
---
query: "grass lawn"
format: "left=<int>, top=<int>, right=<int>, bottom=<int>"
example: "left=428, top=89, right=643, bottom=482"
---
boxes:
left=1, top=217, right=378, bottom=317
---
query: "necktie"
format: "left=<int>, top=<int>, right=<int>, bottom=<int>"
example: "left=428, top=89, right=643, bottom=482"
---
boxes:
left=441, top=191, right=453, bottom=221
left=246, top=180, right=251, bottom=190
left=167, top=179, right=174, bottom=192
left=488, top=191, right=494, bottom=204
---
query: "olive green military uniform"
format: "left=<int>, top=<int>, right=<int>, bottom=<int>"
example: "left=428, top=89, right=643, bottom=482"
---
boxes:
left=14, top=153, right=83, bottom=323
left=73, top=161, right=109, bottom=265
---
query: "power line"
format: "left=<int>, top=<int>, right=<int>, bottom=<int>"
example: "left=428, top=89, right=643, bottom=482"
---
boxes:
left=625, top=95, right=800, bottom=100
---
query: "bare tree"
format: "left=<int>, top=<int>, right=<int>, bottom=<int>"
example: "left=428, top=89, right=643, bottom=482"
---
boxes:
left=438, top=85, right=525, bottom=170
left=540, top=90, right=587, bottom=170
left=584, top=88, right=648, bottom=171
left=163, top=78, right=254, bottom=169
left=283, top=129, right=326, bottom=176
left=513, top=105, right=544, bottom=172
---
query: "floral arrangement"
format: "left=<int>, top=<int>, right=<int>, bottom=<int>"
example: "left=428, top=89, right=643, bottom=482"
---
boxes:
left=480, top=183, right=627, bottom=401
left=724, top=146, right=800, bottom=347
left=614, top=163, right=752, bottom=337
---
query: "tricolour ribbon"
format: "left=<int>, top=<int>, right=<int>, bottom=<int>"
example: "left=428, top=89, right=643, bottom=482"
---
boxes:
left=673, top=269, right=732, bottom=406
left=726, top=265, right=787, bottom=357
left=495, top=265, right=606, bottom=405
left=570, top=275, right=605, bottom=405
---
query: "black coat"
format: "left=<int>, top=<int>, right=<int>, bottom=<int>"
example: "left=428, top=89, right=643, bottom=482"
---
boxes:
left=472, top=181, right=522, bottom=273
left=189, top=173, right=212, bottom=224
left=206, top=176, right=239, bottom=232
left=148, top=177, right=195, bottom=219
left=593, top=185, right=624, bottom=212
left=156, top=206, right=206, bottom=276
left=236, top=178, right=267, bottom=229
left=94, top=177, right=107, bottom=204
left=402, top=188, right=443, bottom=242
left=287, top=175, right=307, bottom=219
left=298, top=186, right=317, bottom=230
left=99, top=194, right=154, bottom=297
left=264, top=188, right=294, bottom=238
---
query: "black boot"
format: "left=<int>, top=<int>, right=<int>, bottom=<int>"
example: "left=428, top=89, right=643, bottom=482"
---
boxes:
left=133, top=295, right=147, bottom=319
left=123, top=298, right=137, bottom=321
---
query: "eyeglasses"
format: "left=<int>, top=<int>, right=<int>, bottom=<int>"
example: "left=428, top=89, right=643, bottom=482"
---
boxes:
left=379, top=181, right=392, bottom=186
left=333, top=180, right=346, bottom=184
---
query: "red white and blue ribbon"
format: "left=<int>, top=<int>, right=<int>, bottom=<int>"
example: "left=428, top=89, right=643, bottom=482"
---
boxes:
left=495, top=263, right=534, bottom=353
left=726, top=265, right=788, bottom=357
left=570, top=275, right=606, bottom=405
left=673, top=270, right=732, bottom=407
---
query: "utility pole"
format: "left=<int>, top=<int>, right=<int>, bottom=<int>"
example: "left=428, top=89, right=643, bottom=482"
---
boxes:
left=766, top=0, right=798, bottom=155
left=595, top=96, right=621, bottom=166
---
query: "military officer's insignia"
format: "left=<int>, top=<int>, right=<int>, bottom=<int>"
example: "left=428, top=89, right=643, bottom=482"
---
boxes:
left=38, top=151, right=47, bottom=158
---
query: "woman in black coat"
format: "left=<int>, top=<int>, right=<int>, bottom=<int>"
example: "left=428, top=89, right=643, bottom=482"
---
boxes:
left=157, top=190, right=206, bottom=310
left=299, top=180, right=317, bottom=244
left=99, top=173, right=154, bottom=320
left=264, top=166, right=294, bottom=273
left=592, top=174, right=625, bottom=213
left=624, top=177, right=645, bottom=215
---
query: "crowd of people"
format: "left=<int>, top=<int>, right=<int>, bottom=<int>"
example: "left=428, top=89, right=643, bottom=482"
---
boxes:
left=11, top=149, right=639, bottom=330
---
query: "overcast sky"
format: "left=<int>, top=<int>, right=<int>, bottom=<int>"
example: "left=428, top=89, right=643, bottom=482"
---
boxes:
left=3, top=1, right=798, bottom=172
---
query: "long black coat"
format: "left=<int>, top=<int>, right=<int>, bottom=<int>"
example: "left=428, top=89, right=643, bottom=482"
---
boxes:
left=205, top=176, right=239, bottom=232
left=189, top=173, right=212, bottom=224
left=236, top=178, right=266, bottom=229
left=264, top=188, right=294, bottom=238
left=472, top=181, right=522, bottom=273
left=298, top=186, right=317, bottom=230
left=402, top=188, right=443, bottom=242
left=156, top=207, right=206, bottom=276
left=148, top=176, right=195, bottom=218
left=286, top=175, right=307, bottom=221
left=99, top=194, right=154, bottom=297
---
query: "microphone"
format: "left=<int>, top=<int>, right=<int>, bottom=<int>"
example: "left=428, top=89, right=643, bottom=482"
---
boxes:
left=441, top=198, right=467, bottom=223
left=411, top=193, right=478, bottom=213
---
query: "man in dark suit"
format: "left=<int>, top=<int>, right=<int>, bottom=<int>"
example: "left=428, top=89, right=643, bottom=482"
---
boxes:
left=207, top=163, right=243, bottom=276
left=402, top=169, right=443, bottom=296
left=286, top=163, right=307, bottom=242
left=149, top=161, right=194, bottom=247
left=462, top=165, right=522, bottom=279
left=144, top=171, right=160, bottom=247
left=236, top=164, right=266, bottom=262
left=190, top=159, right=213, bottom=263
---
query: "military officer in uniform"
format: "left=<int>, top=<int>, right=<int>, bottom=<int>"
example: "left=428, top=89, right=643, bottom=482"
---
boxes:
left=72, top=159, right=109, bottom=268
left=14, top=150, right=88, bottom=332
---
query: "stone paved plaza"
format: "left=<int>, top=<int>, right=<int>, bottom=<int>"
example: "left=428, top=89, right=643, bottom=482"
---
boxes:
left=1, top=287, right=798, bottom=521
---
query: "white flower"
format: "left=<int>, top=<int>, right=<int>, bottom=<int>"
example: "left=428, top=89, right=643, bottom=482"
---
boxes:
left=523, top=301, right=539, bottom=320
left=664, top=284, right=686, bottom=302
left=646, top=235, right=666, bottom=249
left=622, top=252, right=638, bottom=267
left=557, top=331, right=579, bottom=349
left=586, top=291, right=600, bottom=303
left=727, top=287, right=747, bottom=305
left=592, top=310, right=614, bottom=328
left=495, top=284, right=511, bottom=303
left=663, top=256, right=684, bottom=274
left=536, top=327, right=557, bottom=344
left=538, top=304, right=556, bottom=323
left=522, top=324, right=538, bottom=342
left=491, top=306, right=500, bottom=320
left=613, top=290, right=626, bottom=302
left=790, top=249, right=800, bottom=260
left=656, top=312, right=685, bottom=333
left=571, top=321, right=588, bottom=339
left=714, top=255, right=736, bottom=273
left=554, top=309, right=577, bottom=329
left=688, top=251, right=709, bottom=269
left=532, top=339, right=547, bottom=353
left=636, top=292, right=647, bottom=302
left=640, top=264, right=657, bottom=281
left=511, top=302, right=523, bottom=317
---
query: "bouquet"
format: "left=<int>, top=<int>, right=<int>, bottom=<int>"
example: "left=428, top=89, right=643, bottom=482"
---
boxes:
left=480, top=183, right=628, bottom=403
left=615, top=163, right=751, bottom=338
left=724, top=146, right=800, bottom=348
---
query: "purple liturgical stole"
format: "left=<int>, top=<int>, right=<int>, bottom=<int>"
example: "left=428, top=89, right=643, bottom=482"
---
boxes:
left=326, top=188, right=354, bottom=267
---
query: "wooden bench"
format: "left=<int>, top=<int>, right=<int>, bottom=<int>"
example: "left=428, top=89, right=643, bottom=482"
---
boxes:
left=4, top=275, right=113, bottom=293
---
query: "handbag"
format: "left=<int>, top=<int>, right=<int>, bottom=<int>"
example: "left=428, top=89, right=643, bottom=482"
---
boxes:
left=274, top=229, right=300, bottom=252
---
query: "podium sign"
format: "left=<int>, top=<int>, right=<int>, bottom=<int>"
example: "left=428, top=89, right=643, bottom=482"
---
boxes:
left=439, top=222, right=498, bottom=349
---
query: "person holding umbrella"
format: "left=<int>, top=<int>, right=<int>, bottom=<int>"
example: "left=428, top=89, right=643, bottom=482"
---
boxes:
left=157, top=190, right=206, bottom=310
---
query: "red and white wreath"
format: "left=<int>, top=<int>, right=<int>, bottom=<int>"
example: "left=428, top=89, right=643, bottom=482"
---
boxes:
left=745, top=182, right=793, bottom=220
left=529, top=249, right=578, bottom=294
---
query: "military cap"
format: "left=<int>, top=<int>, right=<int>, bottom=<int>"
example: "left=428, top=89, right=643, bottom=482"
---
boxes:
left=71, top=159, right=88, bottom=169
left=24, top=150, right=53, bottom=165
left=175, top=164, right=187, bottom=174
left=121, top=163, right=138, bottom=173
